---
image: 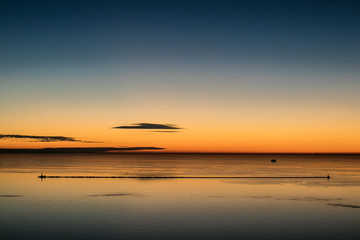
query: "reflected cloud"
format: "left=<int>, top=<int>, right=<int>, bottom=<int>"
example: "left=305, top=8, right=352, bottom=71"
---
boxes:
left=0, top=134, right=97, bottom=143
left=250, top=196, right=273, bottom=199
left=209, top=194, right=360, bottom=210
left=208, top=195, right=229, bottom=198
left=113, top=123, right=182, bottom=130
left=327, top=203, right=360, bottom=208
left=249, top=196, right=345, bottom=202
left=285, top=197, right=345, bottom=202
left=0, top=195, right=24, bottom=197
left=222, top=178, right=360, bottom=187
left=248, top=195, right=360, bottom=209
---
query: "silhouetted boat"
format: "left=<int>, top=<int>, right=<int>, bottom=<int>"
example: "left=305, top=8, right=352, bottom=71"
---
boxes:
left=271, top=159, right=277, bottom=163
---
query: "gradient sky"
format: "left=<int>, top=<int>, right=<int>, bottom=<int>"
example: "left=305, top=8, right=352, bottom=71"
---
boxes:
left=1, top=0, right=360, bottom=152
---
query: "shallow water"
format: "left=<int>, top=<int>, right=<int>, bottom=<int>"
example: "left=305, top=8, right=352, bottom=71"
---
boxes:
left=0, top=154, right=359, bottom=240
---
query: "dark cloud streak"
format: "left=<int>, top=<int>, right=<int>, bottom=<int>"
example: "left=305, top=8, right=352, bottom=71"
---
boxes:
left=88, top=193, right=140, bottom=197
left=113, top=123, right=182, bottom=130
left=0, top=134, right=96, bottom=143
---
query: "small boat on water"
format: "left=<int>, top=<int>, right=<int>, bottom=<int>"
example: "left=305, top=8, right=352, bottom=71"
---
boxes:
left=271, top=159, right=277, bottom=163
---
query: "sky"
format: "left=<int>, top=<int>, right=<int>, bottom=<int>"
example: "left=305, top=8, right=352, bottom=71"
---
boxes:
left=1, top=0, right=360, bottom=153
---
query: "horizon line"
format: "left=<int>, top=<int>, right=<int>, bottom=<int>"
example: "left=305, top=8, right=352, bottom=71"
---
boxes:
left=0, top=148, right=359, bottom=155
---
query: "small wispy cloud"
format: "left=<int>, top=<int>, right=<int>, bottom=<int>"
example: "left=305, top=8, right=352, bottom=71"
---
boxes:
left=0, top=134, right=97, bottom=143
left=113, top=123, right=182, bottom=130
left=88, top=193, right=140, bottom=197
left=151, top=131, right=179, bottom=133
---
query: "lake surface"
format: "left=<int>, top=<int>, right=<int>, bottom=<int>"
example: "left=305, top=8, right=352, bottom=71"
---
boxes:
left=1, top=154, right=359, bottom=240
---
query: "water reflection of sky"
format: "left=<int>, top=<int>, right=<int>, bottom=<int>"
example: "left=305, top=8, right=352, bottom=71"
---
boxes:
left=1, top=154, right=360, bottom=184
left=0, top=154, right=359, bottom=240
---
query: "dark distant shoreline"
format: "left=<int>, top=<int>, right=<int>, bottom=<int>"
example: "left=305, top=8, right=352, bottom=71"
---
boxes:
left=0, top=148, right=359, bottom=155
left=0, top=147, right=163, bottom=154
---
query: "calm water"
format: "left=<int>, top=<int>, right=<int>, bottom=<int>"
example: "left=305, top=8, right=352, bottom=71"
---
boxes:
left=1, top=154, right=360, bottom=240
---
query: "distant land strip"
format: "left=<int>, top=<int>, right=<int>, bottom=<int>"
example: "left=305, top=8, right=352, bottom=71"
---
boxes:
left=0, top=147, right=164, bottom=154
left=39, top=175, right=331, bottom=179
left=0, top=148, right=360, bottom=155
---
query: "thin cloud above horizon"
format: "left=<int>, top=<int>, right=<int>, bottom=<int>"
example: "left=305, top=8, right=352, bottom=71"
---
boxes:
left=151, top=131, right=179, bottom=133
left=113, top=123, right=182, bottom=130
left=0, top=134, right=97, bottom=143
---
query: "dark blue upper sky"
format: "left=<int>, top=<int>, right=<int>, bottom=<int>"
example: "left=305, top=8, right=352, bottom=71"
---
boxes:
left=1, top=0, right=360, bottom=74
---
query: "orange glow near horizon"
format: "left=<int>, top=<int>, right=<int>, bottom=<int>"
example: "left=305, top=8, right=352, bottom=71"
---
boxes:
left=1, top=72, right=360, bottom=153
left=1, top=123, right=359, bottom=153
